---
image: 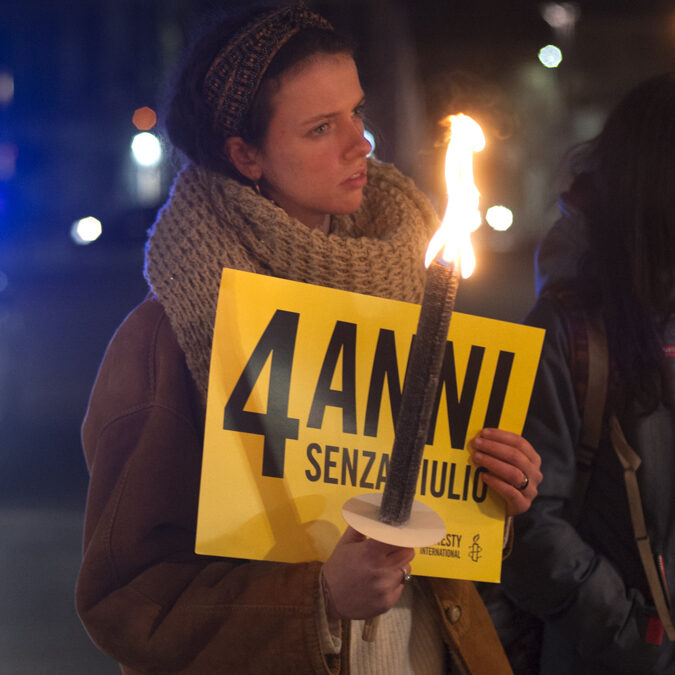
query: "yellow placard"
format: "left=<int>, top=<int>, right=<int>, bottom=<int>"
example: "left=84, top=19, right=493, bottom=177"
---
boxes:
left=196, top=268, right=544, bottom=582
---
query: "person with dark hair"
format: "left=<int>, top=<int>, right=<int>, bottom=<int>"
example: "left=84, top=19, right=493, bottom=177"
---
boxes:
left=501, top=72, right=675, bottom=673
left=76, top=3, right=542, bottom=673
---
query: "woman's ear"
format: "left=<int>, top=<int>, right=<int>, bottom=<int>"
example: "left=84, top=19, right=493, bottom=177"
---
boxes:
left=224, top=137, right=263, bottom=182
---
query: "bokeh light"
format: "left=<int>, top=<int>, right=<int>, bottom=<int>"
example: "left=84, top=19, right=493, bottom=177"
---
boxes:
left=541, top=2, right=580, bottom=30
left=132, top=106, right=157, bottom=131
left=131, top=132, right=162, bottom=167
left=71, top=216, right=102, bottom=245
left=538, top=44, right=563, bottom=68
left=486, top=205, right=514, bottom=231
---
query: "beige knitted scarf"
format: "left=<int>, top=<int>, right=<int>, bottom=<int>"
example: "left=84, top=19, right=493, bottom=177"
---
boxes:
left=144, top=158, right=439, bottom=398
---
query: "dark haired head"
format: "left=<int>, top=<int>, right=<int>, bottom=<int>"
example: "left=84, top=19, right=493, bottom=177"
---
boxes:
left=572, top=71, right=675, bottom=412
left=164, top=4, right=353, bottom=180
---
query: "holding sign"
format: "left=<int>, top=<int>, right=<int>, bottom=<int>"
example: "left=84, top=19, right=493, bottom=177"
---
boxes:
left=196, top=267, right=544, bottom=582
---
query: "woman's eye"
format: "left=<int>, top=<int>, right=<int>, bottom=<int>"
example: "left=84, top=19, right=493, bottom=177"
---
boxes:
left=313, top=123, right=329, bottom=135
left=353, top=104, right=365, bottom=119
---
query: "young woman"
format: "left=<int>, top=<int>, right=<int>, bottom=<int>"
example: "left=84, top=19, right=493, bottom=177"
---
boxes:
left=501, top=72, right=675, bottom=673
left=76, top=4, right=542, bottom=672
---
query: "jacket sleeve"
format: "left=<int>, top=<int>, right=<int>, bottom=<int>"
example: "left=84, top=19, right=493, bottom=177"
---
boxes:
left=500, top=298, right=663, bottom=673
left=76, top=299, right=343, bottom=675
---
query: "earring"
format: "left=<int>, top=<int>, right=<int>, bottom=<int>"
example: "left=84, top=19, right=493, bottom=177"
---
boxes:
left=253, top=180, right=262, bottom=195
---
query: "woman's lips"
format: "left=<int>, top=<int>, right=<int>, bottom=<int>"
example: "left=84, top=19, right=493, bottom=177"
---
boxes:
left=341, top=169, right=367, bottom=189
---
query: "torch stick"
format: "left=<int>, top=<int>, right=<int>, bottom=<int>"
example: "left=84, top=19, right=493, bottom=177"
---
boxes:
left=341, top=113, right=485, bottom=641
left=378, top=257, right=459, bottom=525
left=355, top=258, right=458, bottom=641
left=359, top=259, right=459, bottom=643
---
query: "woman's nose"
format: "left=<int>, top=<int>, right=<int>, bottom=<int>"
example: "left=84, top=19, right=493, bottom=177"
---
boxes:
left=344, top=122, right=372, bottom=159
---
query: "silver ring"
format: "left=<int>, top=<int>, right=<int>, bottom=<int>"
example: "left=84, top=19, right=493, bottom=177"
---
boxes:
left=517, top=473, right=529, bottom=491
left=401, top=568, right=412, bottom=585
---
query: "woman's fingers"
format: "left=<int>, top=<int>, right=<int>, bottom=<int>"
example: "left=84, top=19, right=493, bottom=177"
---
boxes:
left=474, top=428, right=541, bottom=466
left=338, top=525, right=367, bottom=545
left=480, top=471, right=533, bottom=515
left=470, top=428, right=542, bottom=516
left=322, top=533, right=415, bottom=620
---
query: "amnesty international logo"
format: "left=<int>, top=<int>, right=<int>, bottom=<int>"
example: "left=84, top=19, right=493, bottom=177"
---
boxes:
left=468, top=534, right=482, bottom=562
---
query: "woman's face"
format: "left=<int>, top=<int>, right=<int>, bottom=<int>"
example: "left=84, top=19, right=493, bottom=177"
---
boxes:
left=248, top=53, right=372, bottom=231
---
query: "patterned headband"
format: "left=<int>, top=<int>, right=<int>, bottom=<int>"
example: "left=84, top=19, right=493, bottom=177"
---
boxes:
left=203, top=3, right=333, bottom=138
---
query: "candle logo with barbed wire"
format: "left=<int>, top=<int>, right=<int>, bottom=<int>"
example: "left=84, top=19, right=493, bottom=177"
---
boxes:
left=469, top=534, right=483, bottom=563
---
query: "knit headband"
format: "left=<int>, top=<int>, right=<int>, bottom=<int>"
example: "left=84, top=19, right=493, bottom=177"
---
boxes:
left=203, top=3, right=333, bottom=138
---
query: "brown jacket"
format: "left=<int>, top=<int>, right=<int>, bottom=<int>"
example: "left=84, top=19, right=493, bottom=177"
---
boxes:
left=76, top=297, right=512, bottom=674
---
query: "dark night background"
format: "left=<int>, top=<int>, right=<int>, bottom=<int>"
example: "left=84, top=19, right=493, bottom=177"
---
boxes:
left=0, top=1, right=672, bottom=671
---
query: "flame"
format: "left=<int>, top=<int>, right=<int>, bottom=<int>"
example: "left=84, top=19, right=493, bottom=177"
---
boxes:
left=425, top=114, right=485, bottom=278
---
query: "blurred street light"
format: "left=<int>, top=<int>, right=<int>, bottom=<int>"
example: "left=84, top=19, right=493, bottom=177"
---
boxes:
left=486, top=205, right=513, bottom=231
left=538, top=44, right=563, bottom=68
left=541, top=3, right=580, bottom=30
left=71, top=216, right=102, bottom=245
left=132, top=106, right=157, bottom=131
left=131, top=132, right=162, bottom=167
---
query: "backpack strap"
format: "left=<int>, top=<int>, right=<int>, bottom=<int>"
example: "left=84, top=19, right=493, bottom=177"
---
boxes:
left=609, top=416, right=675, bottom=642
left=565, top=309, right=609, bottom=526
left=543, top=288, right=609, bottom=525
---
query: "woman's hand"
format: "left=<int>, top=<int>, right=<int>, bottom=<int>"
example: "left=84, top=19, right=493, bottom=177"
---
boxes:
left=470, top=428, right=542, bottom=516
left=321, top=526, right=414, bottom=621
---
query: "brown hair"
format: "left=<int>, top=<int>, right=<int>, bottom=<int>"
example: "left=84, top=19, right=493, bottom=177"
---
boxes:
left=572, top=72, right=675, bottom=413
left=164, top=4, right=353, bottom=180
